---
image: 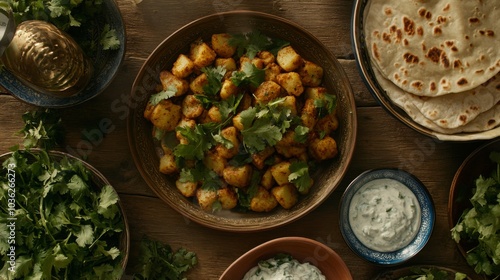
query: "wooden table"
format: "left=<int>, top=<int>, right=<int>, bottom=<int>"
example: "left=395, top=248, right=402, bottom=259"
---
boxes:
left=0, top=0, right=489, bottom=279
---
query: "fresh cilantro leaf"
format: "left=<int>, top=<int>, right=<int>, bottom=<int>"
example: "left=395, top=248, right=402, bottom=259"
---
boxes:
left=294, top=125, right=309, bottom=143
left=313, top=94, right=337, bottom=118
left=74, top=224, right=94, bottom=247
left=240, top=98, right=295, bottom=153
left=149, top=84, right=177, bottom=105
left=288, top=161, right=313, bottom=194
left=230, top=62, right=265, bottom=87
left=201, top=66, right=226, bottom=98
left=100, top=24, right=120, bottom=50
left=174, top=124, right=217, bottom=161
left=19, top=109, right=64, bottom=150
left=229, top=30, right=289, bottom=59
left=133, top=236, right=197, bottom=280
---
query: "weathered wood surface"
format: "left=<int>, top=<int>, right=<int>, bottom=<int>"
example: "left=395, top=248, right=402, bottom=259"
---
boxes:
left=0, top=0, right=489, bottom=279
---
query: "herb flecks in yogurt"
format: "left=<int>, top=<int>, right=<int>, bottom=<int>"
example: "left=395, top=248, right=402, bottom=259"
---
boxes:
left=242, top=254, right=325, bottom=280
left=349, top=178, right=421, bottom=252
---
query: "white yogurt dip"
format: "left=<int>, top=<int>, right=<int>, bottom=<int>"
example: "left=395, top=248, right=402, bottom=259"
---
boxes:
left=348, top=178, right=421, bottom=252
left=242, top=254, right=325, bottom=280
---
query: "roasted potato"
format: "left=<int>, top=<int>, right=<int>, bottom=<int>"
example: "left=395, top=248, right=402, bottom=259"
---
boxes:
left=196, top=188, right=218, bottom=212
left=159, top=71, right=189, bottom=96
left=176, top=179, right=198, bottom=197
left=276, top=45, right=302, bottom=72
left=270, top=161, right=291, bottom=186
left=217, top=187, right=238, bottom=209
left=297, top=60, right=324, bottom=87
left=211, top=33, right=236, bottom=58
left=222, top=164, right=253, bottom=188
left=309, top=136, right=338, bottom=161
left=172, top=54, right=195, bottom=78
left=276, top=72, right=304, bottom=96
left=272, top=183, right=299, bottom=209
left=189, top=40, right=217, bottom=69
left=250, top=186, right=278, bottom=212
left=150, top=100, right=182, bottom=131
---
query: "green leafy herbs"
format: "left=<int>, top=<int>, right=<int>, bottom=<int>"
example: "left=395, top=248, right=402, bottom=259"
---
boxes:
left=313, top=93, right=337, bottom=118
left=132, top=236, right=197, bottom=280
left=451, top=151, right=500, bottom=277
left=10, top=0, right=121, bottom=53
left=239, top=98, right=297, bottom=153
left=230, top=62, right=265, bottom=88
left=201, top=66, right=226, bottom=98
left=149, top=84, right=177, bottom=106
left=18, top=108, right=64, bottom=150
left=229, top=30, right=289, bottom=59
left=397, top=267, right=468, bottom=280
left=0, top=149, right=125, bottom=279
left=288, top=161, right=313, bottom=194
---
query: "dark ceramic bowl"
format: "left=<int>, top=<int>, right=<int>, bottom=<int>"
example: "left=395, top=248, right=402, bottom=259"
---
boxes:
left=0, top=0, right=125, bottom=108
left=448, top=138, right=500, bottom=279
left=373, top=265, right=473, bottom=280
left=128, top=10, right=357, bottom=232
left=219, top=237, right=352, bottom=280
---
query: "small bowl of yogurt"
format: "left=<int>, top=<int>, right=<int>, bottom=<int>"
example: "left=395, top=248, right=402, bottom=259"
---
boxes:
left=339, top=168, right=435, bottom=265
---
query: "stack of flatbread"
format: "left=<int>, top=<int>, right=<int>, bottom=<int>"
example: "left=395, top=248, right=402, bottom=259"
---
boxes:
left=363, top=0, right=500, bottom=137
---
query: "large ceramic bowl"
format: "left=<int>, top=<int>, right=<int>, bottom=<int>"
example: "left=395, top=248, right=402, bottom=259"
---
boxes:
left=0, top=0, right=125, bottom=108
left=219, top=237, right=352, bottom=279
left=0, top=149, right=129, bottom=277
left=448, top=138, right=500, bottom=278
left=351, top=0, right=500, bottom=141
left=128, top=10, right=357, bottom=232
left=340, top=169, right=435, bottom=265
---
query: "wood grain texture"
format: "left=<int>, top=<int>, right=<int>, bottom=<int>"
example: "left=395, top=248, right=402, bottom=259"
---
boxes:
left=0, top=0, right=489, bottom=279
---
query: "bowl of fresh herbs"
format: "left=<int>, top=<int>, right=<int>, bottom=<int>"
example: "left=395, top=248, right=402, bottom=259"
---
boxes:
left=1, top=0, right=125, bottom=108
left=449, top=138, right=500, bottom=279
left=127, top=10, right=357, bottom=232
left=0, top=149, right=129, bottom=279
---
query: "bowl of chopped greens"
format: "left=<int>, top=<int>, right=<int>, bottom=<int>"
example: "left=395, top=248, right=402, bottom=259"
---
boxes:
left=0, top=149, right=129, bottom=279
left=449, top=138, right=500, bottom=279
left=127, top=10, right=357, bottom=232
left=0, top=0, right=125, bottom=108
left=373, top=265, right=471, bottom=280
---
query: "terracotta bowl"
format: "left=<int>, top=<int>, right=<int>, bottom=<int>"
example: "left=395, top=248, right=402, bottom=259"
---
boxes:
left=0, top=149, right=130, bottom=276
left=219, top=237, right=352, bottom=279
left=127, top=10, right=357, bottom=232
left=448, top=138, right=500, bottom=278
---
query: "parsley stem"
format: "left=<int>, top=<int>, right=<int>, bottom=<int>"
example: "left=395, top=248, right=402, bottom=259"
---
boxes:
left=39, top=195, right=55, bottom=242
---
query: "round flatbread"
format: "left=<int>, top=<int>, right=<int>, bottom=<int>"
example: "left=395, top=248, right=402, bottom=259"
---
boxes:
left=372, top=67, right=500, bottom=134
left=364, top=0, right=500, bottom=96
left=401, top=72, right=500, bottom=129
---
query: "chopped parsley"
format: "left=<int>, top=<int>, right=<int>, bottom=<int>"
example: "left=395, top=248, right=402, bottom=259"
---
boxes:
left=451, top=151, right=500, bottom=277
left=0, top=149, right=125, bottom=279
left=18, top=108, right=64, bottom=150
left=132, top=236, right=197, bottom=280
